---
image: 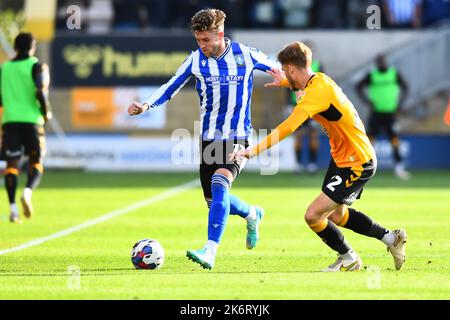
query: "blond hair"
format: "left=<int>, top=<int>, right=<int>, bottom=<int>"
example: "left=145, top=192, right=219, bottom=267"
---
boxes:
left=277, top=42, right=312, bottom=69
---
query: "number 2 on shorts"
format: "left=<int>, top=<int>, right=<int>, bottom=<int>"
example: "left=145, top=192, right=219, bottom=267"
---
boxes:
left=327, top=175, right=342, bottom=192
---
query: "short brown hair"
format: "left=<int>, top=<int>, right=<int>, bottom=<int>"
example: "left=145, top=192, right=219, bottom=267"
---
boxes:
left=277, top=42, right=312, bottom=69
left=189, top=9, right=226, bottom=33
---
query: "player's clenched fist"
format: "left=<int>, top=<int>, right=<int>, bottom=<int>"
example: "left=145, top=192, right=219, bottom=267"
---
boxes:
left=128, top=102, right=149, bottom=116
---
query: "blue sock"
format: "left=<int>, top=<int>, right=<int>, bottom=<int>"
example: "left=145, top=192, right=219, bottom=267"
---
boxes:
left=229, top=194, right=251, bottom=218
left=206, top=194, right=250, bottom=218
left=208, top=174, right=231, bottom=244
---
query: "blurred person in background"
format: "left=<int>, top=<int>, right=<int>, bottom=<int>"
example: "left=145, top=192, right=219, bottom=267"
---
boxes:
left=383, top=0, right=422, bottom=28
left=144, top=0, right=170, bottom=29
left=219, top=0, right=249, bottom=29
left=112, top=0, right=139, bottom=31
left=281, top=0, right=313, bottom=29
left=86, top=0, right=113, bottom=33
left=347, top=0, right=383, bottom=29
left=171, top=0, right=214, bottom=28
left=311, top=0, right=347, bottom=28
left=249, top=0, right=284, bottom=28
left=0, top=33, right=52, bottom=223
left=356, top=54, right=411, bottom=180
left=128, top=9, right=281, bottom=270
left=113, top=0, right=170, bottom=30
left=286, top=40, right=323, bottom=174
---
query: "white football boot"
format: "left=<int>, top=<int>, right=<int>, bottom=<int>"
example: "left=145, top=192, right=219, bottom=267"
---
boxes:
left=322, top=252, right=363, bottom=272
left=186, top=247, right=215, bottom=270
left=387, top=229, right=407, bottom=270
left=246, top=206, right=264, bottom=249
left=294, top=163, right=305, bottom=175
left=9, top=214, right=22, bottom=224
left=9, top=203, right=22, bottom=224
left=21, top=188, right=34, bottom=218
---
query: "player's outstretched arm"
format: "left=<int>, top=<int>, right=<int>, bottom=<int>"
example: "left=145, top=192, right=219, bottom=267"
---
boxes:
left=137, top=54, right=193, bottom=112
left=229, top=106, right=309, bottom=161
left=128, top=102, right=149, bottom=116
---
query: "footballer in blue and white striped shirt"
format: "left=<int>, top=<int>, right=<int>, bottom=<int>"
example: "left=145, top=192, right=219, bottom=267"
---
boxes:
left=128, top=8, right=281, bottom=270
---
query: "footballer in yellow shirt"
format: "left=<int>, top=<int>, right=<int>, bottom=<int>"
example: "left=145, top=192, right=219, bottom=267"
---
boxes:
left=229, top=42, right=407, bottom=272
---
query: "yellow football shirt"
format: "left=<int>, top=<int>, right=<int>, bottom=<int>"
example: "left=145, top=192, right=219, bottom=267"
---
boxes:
left=251, top=73, right=376, bottom=167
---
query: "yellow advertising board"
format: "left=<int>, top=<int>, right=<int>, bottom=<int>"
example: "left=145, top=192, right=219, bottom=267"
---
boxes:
left=24, top=0, right=56, bottom=41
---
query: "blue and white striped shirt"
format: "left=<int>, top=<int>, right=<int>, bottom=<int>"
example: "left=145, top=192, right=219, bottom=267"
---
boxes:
left=144, top=38, right=280, bottom=140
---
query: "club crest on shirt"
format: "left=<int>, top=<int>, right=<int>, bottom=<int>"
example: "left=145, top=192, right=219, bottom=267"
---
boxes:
left=295, top=90, right=305, bottom=103
left=234, top=54, right=245, bottom=66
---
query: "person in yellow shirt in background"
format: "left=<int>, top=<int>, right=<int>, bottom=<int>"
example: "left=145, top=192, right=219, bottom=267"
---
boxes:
left=230, top=42, right=407, bottom=272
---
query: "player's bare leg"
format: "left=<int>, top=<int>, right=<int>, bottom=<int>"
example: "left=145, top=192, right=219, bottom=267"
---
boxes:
left=391, top=136, right=410, bottom=180
left=305, top=193, right=362, bottom=272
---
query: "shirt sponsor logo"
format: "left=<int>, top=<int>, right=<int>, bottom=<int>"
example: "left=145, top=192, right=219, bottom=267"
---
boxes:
left=204, top=75, right=244, bottom=86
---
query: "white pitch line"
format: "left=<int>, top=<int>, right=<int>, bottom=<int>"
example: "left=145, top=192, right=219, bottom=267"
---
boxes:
left=0, top=179, right=199, bottom=256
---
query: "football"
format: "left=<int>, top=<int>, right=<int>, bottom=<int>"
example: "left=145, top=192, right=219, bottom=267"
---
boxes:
left=131, top=239, right=165, bottom=270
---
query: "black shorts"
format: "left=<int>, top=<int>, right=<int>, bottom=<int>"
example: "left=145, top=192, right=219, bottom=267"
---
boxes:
left=200, top=139, right=248, bottom=199
left=0, top=123, right=46, bottom=162
left=368, top=112, right=397, bottom=138
left=322, top=159, right=376, bottom=205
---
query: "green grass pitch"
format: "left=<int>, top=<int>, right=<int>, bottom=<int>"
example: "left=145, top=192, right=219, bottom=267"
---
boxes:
left=0, top=170, right=449, bottom=299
